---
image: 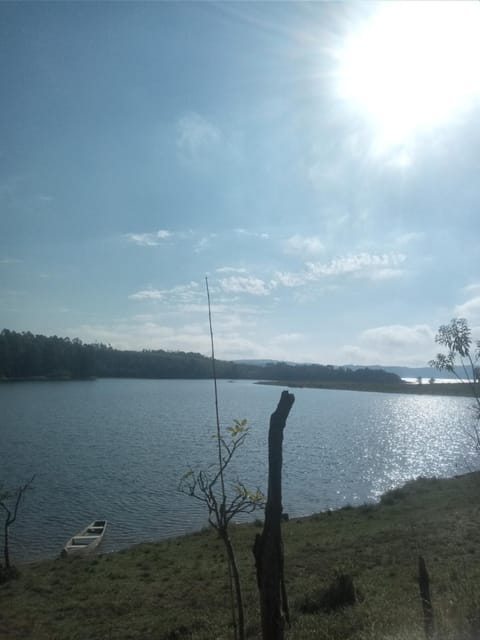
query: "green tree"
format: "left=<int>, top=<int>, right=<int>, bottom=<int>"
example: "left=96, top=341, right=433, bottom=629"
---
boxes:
left=429, top=318, right=480, bottom=451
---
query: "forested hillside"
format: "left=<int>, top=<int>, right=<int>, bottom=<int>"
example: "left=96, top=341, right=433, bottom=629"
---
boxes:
left=0, top=329, right=401, bottom=384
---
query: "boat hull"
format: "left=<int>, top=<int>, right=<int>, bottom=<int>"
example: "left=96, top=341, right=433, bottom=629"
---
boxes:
left=62, top=520, right=107, bottom=557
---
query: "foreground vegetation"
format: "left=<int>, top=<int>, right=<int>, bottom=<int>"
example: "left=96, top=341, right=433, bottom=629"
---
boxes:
left=1, top=472, right=480, bottom=639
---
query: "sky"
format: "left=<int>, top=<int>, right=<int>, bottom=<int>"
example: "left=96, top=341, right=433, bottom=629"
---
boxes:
left=1, top=1, right=480, bottom=367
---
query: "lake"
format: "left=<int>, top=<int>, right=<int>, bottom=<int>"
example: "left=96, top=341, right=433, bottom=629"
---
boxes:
left=1, top=378, right=478, bottom=562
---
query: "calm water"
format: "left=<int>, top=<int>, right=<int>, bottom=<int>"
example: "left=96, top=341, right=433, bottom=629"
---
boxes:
left=1, top=378, right=477, bottom=561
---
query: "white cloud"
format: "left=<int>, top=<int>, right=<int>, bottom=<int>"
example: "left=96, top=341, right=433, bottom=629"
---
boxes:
left=276, top=252, right=406, bottom=287
left=271, top=333, right=303, bottom=344
left=125, top=230, right=171, bottom=247
left=368, top=268, right=404, bottom=281
left=275, top=271, right=307, bottom=288
left=233, top=228, right=270, bottom=239
left=361, top=324, right=434, bottom=349
left=462, top=283, right=480, bottom=295
left=384, top=146, right=413, bottom=169
left=219, top=276, right=271, bottom=296
left=216, top=266, right=248, bottom=274
left=194, top=234, right=217, bottom=253
left=455, top=296, right=480, bottom=322
left=394, top=231, right=425, bottom=246
left=129, top=289, right=164, bottom=300
left=342, top=323, right=435, bottom=366
left=284, top=234, right=325, bottom=256
left=176, top=112, right=221, bottom=161
left=307, top=253, right=405, bottom=278
left=129, top=281, right=201, bottom=303
left=66, top=315, right=272, bottom=360
left=68, top=320, right=209, bottom=353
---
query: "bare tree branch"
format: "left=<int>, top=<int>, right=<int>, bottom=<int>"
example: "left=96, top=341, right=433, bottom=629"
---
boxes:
left=1, top=475, right=35, bottom=571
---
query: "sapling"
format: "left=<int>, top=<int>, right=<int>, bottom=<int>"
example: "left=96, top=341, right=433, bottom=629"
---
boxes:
left=179, top=278, right=264, bottom=640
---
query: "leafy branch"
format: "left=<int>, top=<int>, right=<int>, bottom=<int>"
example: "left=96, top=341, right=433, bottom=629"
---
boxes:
left=429, top=318, right=480, bottom=451
left=180, top=422, right=265, bottom=532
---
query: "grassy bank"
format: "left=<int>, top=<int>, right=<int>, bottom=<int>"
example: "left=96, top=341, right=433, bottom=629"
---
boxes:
left=259, top=379, right=480, bottom=398
left=1, top=472, right=480, bottom=639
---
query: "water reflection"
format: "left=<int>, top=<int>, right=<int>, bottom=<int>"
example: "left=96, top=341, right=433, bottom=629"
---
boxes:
left=1, top=379, right=478, bottom=561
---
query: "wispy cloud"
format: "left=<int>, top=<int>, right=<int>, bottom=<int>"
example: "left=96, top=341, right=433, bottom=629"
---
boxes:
left=216, top=266, right=248, bottom=274
left=275, top=271, right=306, bottom=288
left=37, top=194, right=54, bottom=203
left=276, top=252, right=406, bottom=287
left=394, top=231, right=425, bottom=246
left=233, top=228, right=270, bottom=239
left=307, top=253, right=405, bottom=278
left=0, top=258, right=22, bottom=265
left=129, top=289, right=164, bottom=301
left=125, top=230, right=171, bottom=247
left=219, top=275, right=272, bottom=296
left=129, top=281, right=201, bottom=303
left=176, top=112, right=221, bottom=161
left=284, top=234, right=325, bottom=256
left=194, top=234, right=217, bottom=253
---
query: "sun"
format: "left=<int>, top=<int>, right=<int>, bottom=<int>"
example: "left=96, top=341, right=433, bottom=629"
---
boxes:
left=334, top=2, right=480, bottom=153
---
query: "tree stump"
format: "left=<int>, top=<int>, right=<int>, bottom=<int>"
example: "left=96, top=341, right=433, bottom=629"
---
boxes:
left=253, top=390, right=295, bottom=640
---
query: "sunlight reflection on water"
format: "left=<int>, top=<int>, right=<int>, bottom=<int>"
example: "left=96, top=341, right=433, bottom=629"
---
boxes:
left=1, top=379, right=477, bottom=561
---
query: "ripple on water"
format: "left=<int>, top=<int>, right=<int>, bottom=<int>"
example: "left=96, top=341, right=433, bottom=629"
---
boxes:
left=2, top=379, right=478, bottom=560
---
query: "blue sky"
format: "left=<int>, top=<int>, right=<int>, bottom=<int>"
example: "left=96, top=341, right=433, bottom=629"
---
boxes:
left=1, top=1, right=480, bottom=366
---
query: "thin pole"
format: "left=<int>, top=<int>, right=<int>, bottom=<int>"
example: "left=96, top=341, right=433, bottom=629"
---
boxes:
left=206, top=276, right=238, bottom=639
left=205, top=277, right=227, bottom=516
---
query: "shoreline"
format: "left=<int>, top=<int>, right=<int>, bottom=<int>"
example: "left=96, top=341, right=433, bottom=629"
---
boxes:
left=258, top=379, right=479, bottom=397
left=14, top=467, right=478, bottom=567
left=3, top=471, right=480, bottom=640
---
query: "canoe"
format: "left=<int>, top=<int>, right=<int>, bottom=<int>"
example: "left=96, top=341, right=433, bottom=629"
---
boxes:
left=61, top=520, right=107, bottom=557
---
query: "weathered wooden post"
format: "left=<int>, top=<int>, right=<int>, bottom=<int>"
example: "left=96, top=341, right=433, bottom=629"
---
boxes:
left=253, top=390, right=295, bottom=640
left=418, top=555, right=434, bottom=640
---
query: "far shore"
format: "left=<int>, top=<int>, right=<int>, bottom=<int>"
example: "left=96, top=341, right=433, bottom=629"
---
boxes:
left=2, top=376, right=478, bottom=399
left=258, top=379, right=479, bottom=398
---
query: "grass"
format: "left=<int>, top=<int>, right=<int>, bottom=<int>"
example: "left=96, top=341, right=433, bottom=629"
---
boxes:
left=1, top=472, right=480, bottom=639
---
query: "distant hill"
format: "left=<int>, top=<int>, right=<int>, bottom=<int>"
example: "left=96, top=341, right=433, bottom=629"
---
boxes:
left=234, top=359, right=298, bottom=367
left=344, top=365, right=461, bottom=380
left=236, top=359, right=462, bottom=380
left=0, top=329, right=400, bottom=385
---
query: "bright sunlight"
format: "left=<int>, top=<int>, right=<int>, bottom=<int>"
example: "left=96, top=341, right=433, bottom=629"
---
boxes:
left=335, top=2, right=480, bottom=154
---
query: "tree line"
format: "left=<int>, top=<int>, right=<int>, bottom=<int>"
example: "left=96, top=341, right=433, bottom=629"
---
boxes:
left=0, top=329, right=401, bottom=383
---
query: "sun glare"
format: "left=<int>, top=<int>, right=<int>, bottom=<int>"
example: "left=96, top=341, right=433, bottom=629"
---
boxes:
left=335, top=2, right=480, bottom=152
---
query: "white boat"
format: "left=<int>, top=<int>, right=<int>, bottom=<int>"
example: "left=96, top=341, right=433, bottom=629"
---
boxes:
left=61, top=520, right=107, bottom=557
